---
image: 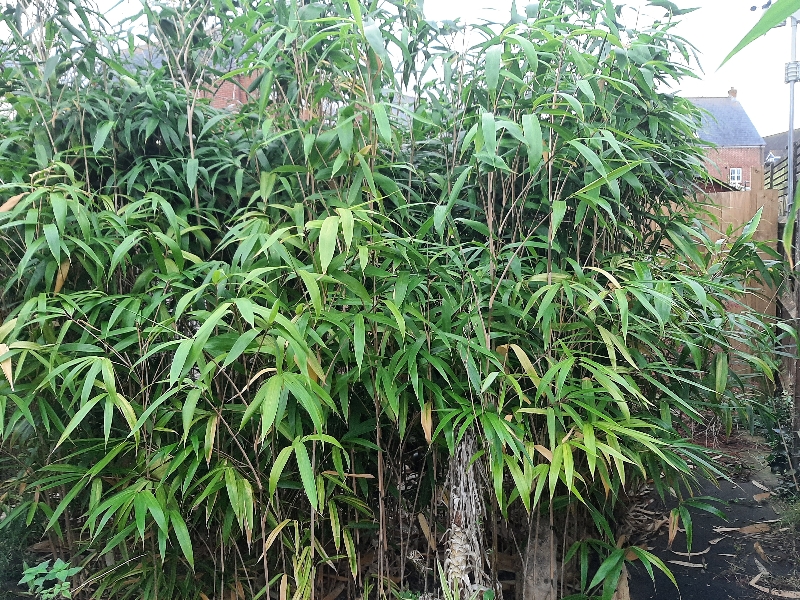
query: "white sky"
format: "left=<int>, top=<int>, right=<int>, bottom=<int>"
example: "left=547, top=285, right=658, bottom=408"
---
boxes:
left=424, top=0, right=794, bottom=138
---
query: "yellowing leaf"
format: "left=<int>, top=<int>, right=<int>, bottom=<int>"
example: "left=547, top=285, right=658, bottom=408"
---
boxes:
left=0, top=343, right=12, bottom=391
left=497, top=343, right=540, bottom=384
left=421, top=401, right=433, bottom=445
left=418, top=513, right=436, bottom=550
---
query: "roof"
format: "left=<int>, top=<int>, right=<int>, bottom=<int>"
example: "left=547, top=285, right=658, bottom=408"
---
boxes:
left=686, top=96, right=765, bottom=148
left=763, top=129, right=799, bottom=158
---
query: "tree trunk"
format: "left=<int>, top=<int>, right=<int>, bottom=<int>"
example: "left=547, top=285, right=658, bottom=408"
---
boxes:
left=445, top=433, right=490, bottom=599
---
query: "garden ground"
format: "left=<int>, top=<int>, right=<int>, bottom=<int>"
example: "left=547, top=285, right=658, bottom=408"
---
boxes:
left=629, top=429, right=800, bottom=600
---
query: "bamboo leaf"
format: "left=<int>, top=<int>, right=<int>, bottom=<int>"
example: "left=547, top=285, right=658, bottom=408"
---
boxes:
left=550, top=200, right=567, bottom=242
left=93, top=121, right=115, bottom=153
left=186, top=158, right=199, bottom=189
left=318, top=215, right=339, bottom=275
left=372, top=102, right=392, bottom=144
left=722, top=0, right=798, bottom=66
left=485, top=45, right=501, bottom=92
left=354, top=313, right=365, bottom=371
left=297, top=270, right=322, bottom=315
left=168, top=509, right=194, bottom=569
left=293, top=439, right=318, bottom=510
left=269, top=446, right=294, bottom=496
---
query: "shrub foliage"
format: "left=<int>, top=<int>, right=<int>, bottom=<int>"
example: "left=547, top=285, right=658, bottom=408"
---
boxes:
left=0, top=0, right=783, bottom=598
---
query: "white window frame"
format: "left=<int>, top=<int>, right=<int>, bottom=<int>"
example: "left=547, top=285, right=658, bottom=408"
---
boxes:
left=730, top=167, right=743, bottom=186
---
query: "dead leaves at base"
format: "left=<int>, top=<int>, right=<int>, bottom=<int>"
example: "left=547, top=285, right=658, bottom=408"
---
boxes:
left=713, top=521, right=777, bottom=535
left=667, top=560, right=705, bottom=568
left=754, top=541, right=770, bottom=563
left=749, top=573, right=800, bottom=599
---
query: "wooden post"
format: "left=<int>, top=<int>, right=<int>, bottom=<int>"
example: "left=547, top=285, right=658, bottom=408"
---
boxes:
left=752, top=166, right=764, bottom=191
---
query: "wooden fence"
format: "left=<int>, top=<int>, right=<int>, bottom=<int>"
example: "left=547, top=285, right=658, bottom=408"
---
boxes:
left=704, top=172, right=779, bottom=316
left=764, top=142, right=800, bottom=220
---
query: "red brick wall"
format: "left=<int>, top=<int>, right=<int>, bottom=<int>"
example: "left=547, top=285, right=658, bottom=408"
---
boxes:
left=199, top=73, right=260, bottom=110
left=702, top=146, right=764, bottom=190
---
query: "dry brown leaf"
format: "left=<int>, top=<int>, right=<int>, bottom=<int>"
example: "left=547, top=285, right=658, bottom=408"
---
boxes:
left=650, top=517, right=669, bottom=532
left=739, top=523, right=771, bottom=534
left=54, top=260, right=70, bottom=294
left=200, top=593, right=211, bottom=600
left=611, top=564, right=630, bottom=600
left=0, top=343, right=12, bottom=392
left=667, top=512, right=679, bottom=548
left=279, top=574, right=288, bottom=600
left=754, top=541, right=770, bottom=563
left=667, top=560, right=704, bottom=568
left=671, top=546, right=710, bottom=557
left=713, top=526, right=742, bottom=533
left=753, top=492, right=771, bottom=503
left=749, top=573, right=800, bottom=598
left=0, top=193, right=23, bottom=213
left=534, top=444, right=553, bottom=462
left=321, top=471, right=374, bottom=479
left=418, top=513, right=436, bottom=551
left=752, top=480, right=770, bottom=492
left=421, top=402, right=433, bottom=445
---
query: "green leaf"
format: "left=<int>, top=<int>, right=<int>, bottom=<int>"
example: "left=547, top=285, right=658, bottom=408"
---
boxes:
left=56, top=395, right=102, bottom=448
left=485, top=45, right=501, bottom=93
left=293, top=439, right=318, bottom=510
left=318, top=215, right=339, bottom=274
left=186, top=158, right=199, bottom=189
left=715, top=353, right=728, bottom=399
left=269, top=446, right=294, bottom=496
left=550, top=200, right=566, bottom=242
left=43, top=223, right=60, bottom=264
left=372, top=103, right=392, bottom=144
left=384, top=299, right=405, bottom=338
left=481, top=112, right=497, bottom=155
left=722, top=0, right=799, bottom=66
left=182, top=388, right=202, bottom=443
left=364, top=20, right=386, bottom=59
left=354, top=313, right=365, bottom=371
left=522, top=113, right=543, bottom=172
left=347, top=0, right=363, bottom=30
left=259, top=374, right=283, bottom=438
left=223, top=329, right=261, bottom=368
left=93, top=121, right=115, bottom=154
left=168, top=509, right=194, bottom=569
left=336, top=207, right=354, bottom=249
left=170, top=339, right=194, bottom=386
left=297, top=269, right=322, bottom=315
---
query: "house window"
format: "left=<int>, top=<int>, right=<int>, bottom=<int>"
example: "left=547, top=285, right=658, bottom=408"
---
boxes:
left=730, top=167, right=743, bottom=186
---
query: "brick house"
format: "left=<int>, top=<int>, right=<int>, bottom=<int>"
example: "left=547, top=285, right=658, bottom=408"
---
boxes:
left=688, top=88, right=765, bottom=190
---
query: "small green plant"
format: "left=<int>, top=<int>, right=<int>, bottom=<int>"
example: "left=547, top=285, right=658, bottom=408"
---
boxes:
left=19, top=560, right=81, bottom=600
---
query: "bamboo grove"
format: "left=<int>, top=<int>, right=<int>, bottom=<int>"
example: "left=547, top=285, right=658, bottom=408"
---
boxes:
left=0, top=0, right=786, bottom=598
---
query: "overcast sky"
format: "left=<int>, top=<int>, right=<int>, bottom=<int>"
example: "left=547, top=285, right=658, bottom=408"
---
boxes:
left=424, top=0, right=794, bottom=138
